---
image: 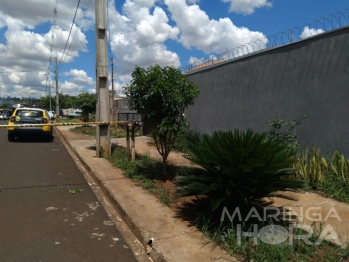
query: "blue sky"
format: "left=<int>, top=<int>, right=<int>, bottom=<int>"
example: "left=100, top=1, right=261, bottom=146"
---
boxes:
left=0, top=0, right=347, bottom=99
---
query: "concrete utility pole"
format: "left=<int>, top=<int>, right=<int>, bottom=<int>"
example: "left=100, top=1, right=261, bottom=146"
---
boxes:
left=54, top=57, right=59, bottom=122
left=95, top=0, right=110, bottom=157
left=111, top=57, right=115, bottom=124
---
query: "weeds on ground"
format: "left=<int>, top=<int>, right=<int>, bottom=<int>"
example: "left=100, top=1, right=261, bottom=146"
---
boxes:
left=105, top=146, right=184, bottom=207
left=71, top=126, right=96, bottom=136
left=320, top=174, right=349, bottom=203
left=104, top=128, right=349, bottom=261
left=294, top=148, right=349, bottom=204
left=172, top=130, right=202, bottom=153
left=59, top=118, right=80, bottom=124
left=192, top=207, right=349, bottom=262
left=70, top=125, right=141, bottom=138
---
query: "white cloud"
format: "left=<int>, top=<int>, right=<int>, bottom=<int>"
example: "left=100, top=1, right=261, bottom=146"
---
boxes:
left=0, top=0, right=91, bottom=98
left=107, top=0, right=181, bottom=89
left=133, top=0, right=158, bottom=8
left=0, top=0, right=94, bottom=30
left=189, top=56, right=204, bottom=64
left=187, top=0, right=200, bottom=4
left=0, top=0, right=270, bottom=98
left=221, top=0, right=272, bottom=15
left=66, top=69, right=94, bottom=86
left=300, top=26, right=325, bottom=39
left=87, top=88, right=96, bottom=94
left=165, top=0, right=265, bottom=54
left=60, top=81, right=84, bottom=96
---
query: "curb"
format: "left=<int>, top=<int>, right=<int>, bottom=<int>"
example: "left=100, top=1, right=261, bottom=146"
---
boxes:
left=54, top=127, right=167, bottom=262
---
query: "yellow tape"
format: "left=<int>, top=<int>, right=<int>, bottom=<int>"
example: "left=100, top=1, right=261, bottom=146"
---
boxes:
left=0, top=121, right=139, bottom=128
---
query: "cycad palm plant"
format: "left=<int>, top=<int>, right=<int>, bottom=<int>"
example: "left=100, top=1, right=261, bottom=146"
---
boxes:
left=176, top=129, right=305, bottom=211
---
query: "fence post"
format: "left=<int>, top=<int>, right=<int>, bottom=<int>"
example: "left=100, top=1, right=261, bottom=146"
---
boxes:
left=131, top=124, right=136, bottom=162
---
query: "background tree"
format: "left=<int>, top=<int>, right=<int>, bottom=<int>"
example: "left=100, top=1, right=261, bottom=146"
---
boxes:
left=39, top=96, right=51, bottom=110
left=65, top=95, right=78, bottom=110
left=0, top=102, right=10, bottom=109
left=75, top=91, right=96, bottom=122
left=123, top=64, right=200, bottom=179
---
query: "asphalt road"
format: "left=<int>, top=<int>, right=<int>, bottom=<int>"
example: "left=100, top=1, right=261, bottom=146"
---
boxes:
left=0, top=122, right=139, bottom=262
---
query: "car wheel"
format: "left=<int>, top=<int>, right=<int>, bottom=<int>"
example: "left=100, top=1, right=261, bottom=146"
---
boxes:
left=45, top=129, right=53, bottom=142
left=8, top=132, right=15, bottom=142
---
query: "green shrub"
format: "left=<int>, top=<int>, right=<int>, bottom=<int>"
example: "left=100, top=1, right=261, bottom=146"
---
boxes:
left=293, top=148, right=349, bottom=203
left=330, top=151, right=349, bottom=189
left=176, top=129, right=305, bottom=211
left=321, top=173, right=349, bottom=203
left=172, top=129, right=202, bottom=153
left=267, top=115, right=306, bottom=153
left=293, top=147, right=328, bottom=189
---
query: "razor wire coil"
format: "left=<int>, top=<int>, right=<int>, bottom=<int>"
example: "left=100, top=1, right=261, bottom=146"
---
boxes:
left=182, top=8, right=349, bottom=73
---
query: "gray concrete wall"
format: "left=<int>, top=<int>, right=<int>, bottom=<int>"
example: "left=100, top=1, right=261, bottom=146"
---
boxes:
left=185, top=26, right=349, bottom=156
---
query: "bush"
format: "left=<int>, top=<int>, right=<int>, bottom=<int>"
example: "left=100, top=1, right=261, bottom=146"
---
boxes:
left=176, top=129, right=305, bottom=211
left=267, top=115, right=306, bottom=153
left=293, top=148, right=349, bottom=202
left=172, top=129, right=202, bottom=153
left=293, top=147, right=328, bottom=189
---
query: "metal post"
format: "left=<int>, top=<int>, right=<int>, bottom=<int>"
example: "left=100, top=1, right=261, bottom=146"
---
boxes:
left=54, top=57, right=59, bottom=123
left=95, top=0, right=110, bottom=157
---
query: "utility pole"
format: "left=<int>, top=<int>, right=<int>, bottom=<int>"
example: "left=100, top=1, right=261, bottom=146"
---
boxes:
left=49, top=79, right=52, bottom=111
left=111, top=57, right=115, bottom=124
left=54, top=57, right=59, bottom=122
left=95, top=0, right=110, bottom=157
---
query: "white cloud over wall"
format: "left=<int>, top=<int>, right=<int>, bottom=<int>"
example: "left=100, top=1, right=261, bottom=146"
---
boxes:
left=164, top=0, right=265, bottom=53
left=300, top=26, right=325, bottom=39
left=0, top=0, right=267, bottom=97
left=221, top=0, right=272, bottom=15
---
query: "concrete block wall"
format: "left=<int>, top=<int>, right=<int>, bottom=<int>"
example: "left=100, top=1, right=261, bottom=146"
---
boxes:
left=185, top=26, right=349, bottom=156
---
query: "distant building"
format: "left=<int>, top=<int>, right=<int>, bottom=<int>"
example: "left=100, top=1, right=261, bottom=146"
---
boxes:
left=109, top=94, right=141, bottom=124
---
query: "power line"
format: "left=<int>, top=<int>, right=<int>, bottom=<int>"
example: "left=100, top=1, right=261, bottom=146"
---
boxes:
left=0, top=69, right=46, bottom=74
left=46, top=0, right=58, bottom=99
left=0, top=80, right=47, bottom=88
left=61, top=0, right=93, bottom=72
left=106, top=0, right=113, bottom=62
left=57, top=0, right=81, bottom=71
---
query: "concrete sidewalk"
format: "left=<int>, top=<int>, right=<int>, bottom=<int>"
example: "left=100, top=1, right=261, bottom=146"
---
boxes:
left=55, top=125, right=349, bottom=261
left=55, top=126, right=237, bottom=262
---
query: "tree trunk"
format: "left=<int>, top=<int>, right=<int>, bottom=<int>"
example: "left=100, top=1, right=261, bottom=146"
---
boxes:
left=162, top=156, right=168, bottom=181
left=126, top=133, right=131, bottom=160
left=131, top=127, right=135, bottom=162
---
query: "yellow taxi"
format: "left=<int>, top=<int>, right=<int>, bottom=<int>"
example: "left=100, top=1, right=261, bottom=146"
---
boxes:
left=7, top=108, right=53, bottom=142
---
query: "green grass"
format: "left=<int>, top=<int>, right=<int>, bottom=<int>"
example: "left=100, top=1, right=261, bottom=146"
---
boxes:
left=157, top=187, right=173, bottom=206
left=59, top=117, right=80, bottom=124
left=69, top=125, right=142, bottom=138
left=105, top=146, right=184, bottom=207
left=103, top=130, right=349, bottom=261
left=70, top=126, right=96, bottom=136
left=193, top=209, right=349, bottom=262
left=319, top=174, right=349, bottom=203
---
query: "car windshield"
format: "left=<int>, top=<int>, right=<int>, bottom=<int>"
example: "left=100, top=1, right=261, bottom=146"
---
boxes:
left=16, top=110, right=43, bottom=117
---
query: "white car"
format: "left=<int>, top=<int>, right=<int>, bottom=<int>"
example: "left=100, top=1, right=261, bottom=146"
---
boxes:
left=47, top=111, right=56, bottom=120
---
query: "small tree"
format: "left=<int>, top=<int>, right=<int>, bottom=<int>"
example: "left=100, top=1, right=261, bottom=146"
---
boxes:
left=267, top=114, right=306, bottom=153
left=75, top=91, right=96, bottom=123
left=123, top=64, right=200, bottom=179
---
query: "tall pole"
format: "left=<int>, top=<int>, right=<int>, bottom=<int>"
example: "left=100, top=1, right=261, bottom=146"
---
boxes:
left=55, top=57, right=60, bottom=123
left=111, top=57, right=115, bottom=124
left=95, top=0, right=110, bottom=157
left=49, top=79, right=52, bottom=111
